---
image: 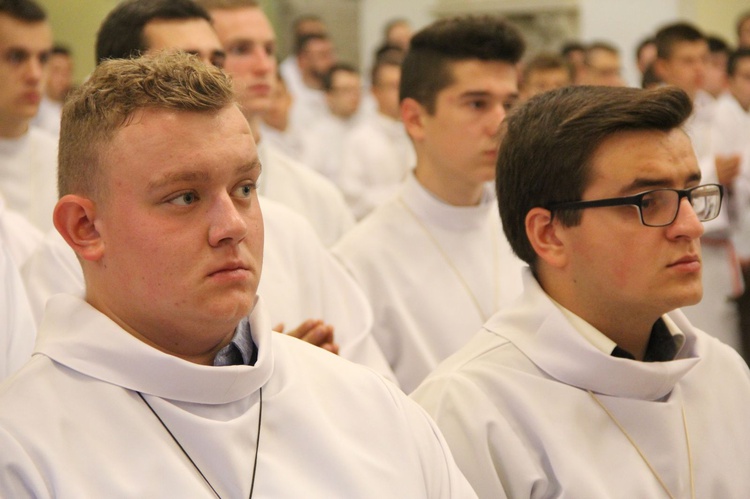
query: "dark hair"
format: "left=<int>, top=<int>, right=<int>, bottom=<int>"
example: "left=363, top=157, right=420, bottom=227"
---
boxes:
left=561, top=41, right=585, bottom=57
left=95, top=0, right=211, bottom=64
left=655, top=22, right=705, bottom=60
left=322, top=62, right=358, bottom=92
left=707, top=35, right=730, bottom=55
left=51, top=43, right=71, bottom=57
left=371, top=45, right=403, bottom=86
left=728, top=47, right=750, bottom=76
left=522, top=52, right=572, bottom=82
left=374, top=43, right=404, bottom=64
left=294, top=32, right=329, bottom=56
left=292, top=14, right=325, bottom=36
left=641, top=62, right=662, bottom=88
left=496, top=85, right=692, bottom=268
left=0, top=0, right=46, bottom=21
left=400, top=15, right=524, bottom=113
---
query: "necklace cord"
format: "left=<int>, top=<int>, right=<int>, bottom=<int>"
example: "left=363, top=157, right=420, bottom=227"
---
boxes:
left=398, top=197, right=499, bottom=322
left=587, top=390, right=694, bottom=499
left=137, top=388, right=263, bottom=499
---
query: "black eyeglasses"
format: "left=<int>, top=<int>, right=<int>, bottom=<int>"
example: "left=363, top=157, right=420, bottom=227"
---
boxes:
left=546, top=184, right=724, bottom=227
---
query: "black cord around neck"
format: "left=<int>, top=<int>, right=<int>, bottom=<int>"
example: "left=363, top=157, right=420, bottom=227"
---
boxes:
left=137, top=388, right=263, bottom=499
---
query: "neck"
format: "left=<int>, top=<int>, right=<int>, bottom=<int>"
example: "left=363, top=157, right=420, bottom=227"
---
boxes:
left=0, top=118, right=30, bottom=139
left=731, top=89, right=750, bottom=112
left=302, top=72, right=322, bottom=90
left=263, top=115, right=287, bottom=132
left=413, top=163, right=485, bottom=207
left=538, top=269, right=656, bottom=361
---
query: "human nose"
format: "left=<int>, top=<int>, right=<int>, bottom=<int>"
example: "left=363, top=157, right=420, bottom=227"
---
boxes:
left=207, top=193, right=248, bottom=247
left=667, top=197, right=705, bottom=239
left=488, top=102, right=508, bottom=134
left=252, top=48, right=274, bottom=75
left=25, top=56, right=45, bottom=83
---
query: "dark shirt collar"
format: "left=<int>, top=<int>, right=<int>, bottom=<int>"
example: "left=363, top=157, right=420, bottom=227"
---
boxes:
left=611, top=318, right=677, bottom=362
left=213, top=317, right=257, bottom=366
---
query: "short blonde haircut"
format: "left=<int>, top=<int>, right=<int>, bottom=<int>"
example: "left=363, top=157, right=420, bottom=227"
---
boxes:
left=58, top=51, right=235, bottom=200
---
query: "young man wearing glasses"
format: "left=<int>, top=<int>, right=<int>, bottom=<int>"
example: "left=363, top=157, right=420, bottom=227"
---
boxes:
left=413, top=85, right=750, bottom=498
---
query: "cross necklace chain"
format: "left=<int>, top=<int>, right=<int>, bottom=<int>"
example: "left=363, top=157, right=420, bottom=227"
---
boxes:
left=398, top=197, right=500, bottom=323
left=136, top=388, right=263, bottom=499
left=587, top=390, right=695, bottom=499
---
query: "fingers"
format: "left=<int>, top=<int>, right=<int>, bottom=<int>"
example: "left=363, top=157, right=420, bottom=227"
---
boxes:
left=281, top=319, right=340, bottom=355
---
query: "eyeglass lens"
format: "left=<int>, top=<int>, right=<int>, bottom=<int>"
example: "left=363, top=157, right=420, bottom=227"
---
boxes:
left=641, top=185, right=721, bottom=226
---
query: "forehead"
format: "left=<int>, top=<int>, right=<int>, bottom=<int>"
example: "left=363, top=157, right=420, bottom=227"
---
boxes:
left=106, top=106, right=254, bottom=178
left=0, top=14, right=52, bottom=50
left=305, top=38, right=333, bottom=53
left=143, top=18, right=221, bottom=53
left=588, top=48, right=619, bottom=64
left=209, top=7, right=274, bottom=45
left=668, top=40, right=708, bottom=60
left=442, top=59, right=518, bottom=95
left=527, top=67, right=569, bottom=81
left=587, top=128, right=699, bottom=192
left=332, top=70, right=359, bottom=84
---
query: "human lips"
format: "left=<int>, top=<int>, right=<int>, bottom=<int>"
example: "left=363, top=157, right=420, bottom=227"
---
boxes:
left=667, top=254, right=701, bottom=272
left=208, top=260, right=252, bottom=280
left=246, top=82, right=271, bottom=95
left=21, top=91, right=41, bottom=105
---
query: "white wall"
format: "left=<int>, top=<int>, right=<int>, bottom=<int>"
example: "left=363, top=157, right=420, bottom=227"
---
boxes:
left=578, top=0, right=681, bottom=87
left=359, top=0, right=437, bottom=78
left=358, top=0, right=750, bottom=88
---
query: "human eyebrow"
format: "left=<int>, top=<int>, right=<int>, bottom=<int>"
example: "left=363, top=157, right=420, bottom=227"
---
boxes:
left=458, top=90, right=493, bottom=100
left=147, top=170, right=211, bottom=193
left=237, top=159, right=262, bottom=178
left=618, top=171, right=702, bottom=195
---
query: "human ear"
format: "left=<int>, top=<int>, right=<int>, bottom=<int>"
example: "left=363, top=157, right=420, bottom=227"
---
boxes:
left=53, top=194, right=104, bottom=262
left=400, top=97, right=426, bottom=142
left=525, top=207, right=567, bottom=269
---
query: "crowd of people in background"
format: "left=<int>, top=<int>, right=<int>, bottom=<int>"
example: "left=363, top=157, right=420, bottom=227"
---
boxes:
left=1, top=0, right=750, bottom=496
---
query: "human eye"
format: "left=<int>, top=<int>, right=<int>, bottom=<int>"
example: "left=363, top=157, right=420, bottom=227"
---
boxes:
left=167, top=192, right=199, bottom=206
left=467, top=98, right=489, bottom=110
left=5, top=49, right=28, bottom=65
left=211, top=52, right=226, bottom=69
left=232, top=182, right=256, bottom=199
left=227, top=41, right=252, bottom=57
left=502, top=96, right=519, bottom=112
left=264, top=42, right=276, bottom=57
left=640, top=190, right=674, bottom=218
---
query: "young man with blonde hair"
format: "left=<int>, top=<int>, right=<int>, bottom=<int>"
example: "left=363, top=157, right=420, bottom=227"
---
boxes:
left=0, top=51, right=475, bottom=497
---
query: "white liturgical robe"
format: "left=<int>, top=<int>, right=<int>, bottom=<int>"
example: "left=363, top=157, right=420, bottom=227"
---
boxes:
left=21, top=197, right=395, bottom=381
left=412, top=270, right=750, bottom=499
left=0, top=237, right=35, bottom=381
left=257, top=140, right=354, bottom=246
left=681, top=101, right=744, bottom=350
left=0, top=126, right=58, bottom=232
left=333, top=173, right=525, bottom=392
left=0, top=294, right=476, bottom=498
left=0, top=194, right=42, bottom=268
left=338, top=113, right=415, bottom=219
